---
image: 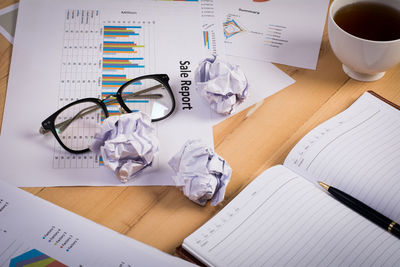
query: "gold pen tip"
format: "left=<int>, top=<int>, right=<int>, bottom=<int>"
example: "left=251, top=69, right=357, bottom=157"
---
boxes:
left=318, top=181, right=330, bottom=191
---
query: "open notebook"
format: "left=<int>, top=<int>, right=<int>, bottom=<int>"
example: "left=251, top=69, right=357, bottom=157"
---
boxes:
left=178, top=91, right=400, bottom=266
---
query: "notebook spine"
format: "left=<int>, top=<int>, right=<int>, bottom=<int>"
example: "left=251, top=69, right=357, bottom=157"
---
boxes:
left=368, top=91, right=400, bottom=111
left=175, top=245, right=206, bottom=266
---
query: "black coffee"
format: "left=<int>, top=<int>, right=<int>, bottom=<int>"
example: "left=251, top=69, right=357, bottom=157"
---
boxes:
left=334, top=2, right=400, bottom=41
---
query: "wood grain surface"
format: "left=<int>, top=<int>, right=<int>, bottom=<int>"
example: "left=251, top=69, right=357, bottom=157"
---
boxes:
left=1, top=0, right=399, bottom=255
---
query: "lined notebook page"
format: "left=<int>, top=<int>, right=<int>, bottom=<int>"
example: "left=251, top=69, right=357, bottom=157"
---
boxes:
left=285, top=92, right=400, bottom=222
left=183, top=165, right=400, bottom=267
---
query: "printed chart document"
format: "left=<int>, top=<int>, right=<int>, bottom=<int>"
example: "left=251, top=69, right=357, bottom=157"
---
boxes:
left=0, top=0, right=294, bottom=187
left=217, top=0, right=330, bottom=69
left=0, top=0, right=214, bottom=186
left=195, top=0, right=295, bottom=123
left=0, top=180, right=193, bottom=266
left=179, top=92, right=400, bottom=266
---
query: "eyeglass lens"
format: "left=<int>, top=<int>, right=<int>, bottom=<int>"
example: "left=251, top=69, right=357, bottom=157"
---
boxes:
left=54, top=101, right=103, bottom=151
left=120, top=78, right=173, bottom=121
left=52, top=77, right=173, bottom=152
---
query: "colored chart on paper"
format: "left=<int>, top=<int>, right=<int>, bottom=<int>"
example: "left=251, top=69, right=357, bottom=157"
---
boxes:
left=9, top=249, right=67, bottom=267
left=223, top=19, right=245, bottom=38
left=52, top=9, right=157, bottom=169
left=101, top=22, right=155, bottom=117
left=203, top=31, right=209, bottom=49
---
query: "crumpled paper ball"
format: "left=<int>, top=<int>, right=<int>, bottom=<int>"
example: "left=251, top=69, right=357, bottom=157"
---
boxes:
left=168, top=139, right=232, bottom=206
left=195, top=55, right=248, bottom=115
left=89, top=112, right=159, bottom=183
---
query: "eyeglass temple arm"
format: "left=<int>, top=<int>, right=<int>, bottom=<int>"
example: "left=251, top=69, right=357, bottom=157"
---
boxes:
left=52, top=104, right=100, bottom=135
left=53, top=92, right=163, bottom=133
left=40, top=106, right=99, bottom=135
left=39, top=87, right=164, bottom=135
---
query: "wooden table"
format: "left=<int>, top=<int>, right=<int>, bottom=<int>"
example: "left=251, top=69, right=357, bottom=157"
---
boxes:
left=1, top=0, right=399, bottom=256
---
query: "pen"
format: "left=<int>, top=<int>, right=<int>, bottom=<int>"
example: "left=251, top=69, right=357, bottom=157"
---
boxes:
left=318, top=181, right=400, bottom=239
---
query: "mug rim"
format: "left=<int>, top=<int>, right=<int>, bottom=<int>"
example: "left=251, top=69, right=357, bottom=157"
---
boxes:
left=329, top=0, right=400, bottom=44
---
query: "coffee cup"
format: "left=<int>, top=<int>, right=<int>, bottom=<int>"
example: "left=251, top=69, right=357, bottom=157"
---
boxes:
left=328, top=0, right=400, bottom=81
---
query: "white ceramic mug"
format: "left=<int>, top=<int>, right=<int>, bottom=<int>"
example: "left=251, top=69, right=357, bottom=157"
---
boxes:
left=328, top=0, right=400, bottom=81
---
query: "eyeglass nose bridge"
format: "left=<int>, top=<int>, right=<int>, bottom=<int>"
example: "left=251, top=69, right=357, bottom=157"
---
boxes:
left=102, top=94, right=115, bottom=101
left=100, top=95, right=126, bottom=115
left=119, top=107, right=128, bottom=114
left=101, top=94, right=117, bottom=105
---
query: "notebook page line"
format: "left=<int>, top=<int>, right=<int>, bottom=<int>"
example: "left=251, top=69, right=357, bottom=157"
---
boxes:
left=212, top=179, right=357, bottom=266
left=364, top=156, right=400, bottom=214
left=183, top=164, right=400, bottom=267
left=305, top=110, right=380, bottom=171
left=347, top=230, right=387, bottom=266
left=182, top=166, right=299, bottom=257
left=215, top=177, right=400, bottom=267
left=310, top=112, right=398, bottom=185
left=339, top=122, right=400, bottom=194
left=298, top=210, right=400, bottom=266
left=311, top=112, right=399, bottom=189
left=311, top=114, right=399, bottom=191
left=307, top=112, right=400, bottom=221
left=283, top=93, right=400, bottom=221
left=219, top=180, right=304, bottom=262
left=285, top=103, right=379, bottom=170
left=227, top=181, right=326, bottom=265
left=296, top=209, right=354, bottom=266
left=340, top=228, right=395, bottom=266
left=219, top=178, right=323, bottom=266
left=208, top=176, right=298, bottom=253
left=224, top=177, right=400, bottom=266
left=263, top=199, right=365, bottom=266
left=250, top=195, right=338, bottom=266
left=381, top=240, right=400, bottom=266
left=324, top=223, right=376, bottom=266
left=367, top=237, right=400, bottom=267
left=359, top=235, right=398, bottom=266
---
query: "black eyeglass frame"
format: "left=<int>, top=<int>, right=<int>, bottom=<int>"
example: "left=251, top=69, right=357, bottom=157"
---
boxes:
left=116, top=74, right=175, bottom=122
left=40, top=74, right=175, bottom=154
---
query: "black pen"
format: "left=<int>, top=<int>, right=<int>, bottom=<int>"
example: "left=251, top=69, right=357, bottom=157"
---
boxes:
left=318, top=181, right=400, bottom=239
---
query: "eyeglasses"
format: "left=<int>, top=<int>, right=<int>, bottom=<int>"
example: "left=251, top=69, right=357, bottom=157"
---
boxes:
left=40, top=74, right=175, bottom=154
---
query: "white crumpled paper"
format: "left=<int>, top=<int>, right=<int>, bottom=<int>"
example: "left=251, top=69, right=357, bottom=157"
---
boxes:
left=89, top=112, right=159, bottom=183
left=168, top=140, right=232, bottom=206
left=195, top=55, right=248, bottom=115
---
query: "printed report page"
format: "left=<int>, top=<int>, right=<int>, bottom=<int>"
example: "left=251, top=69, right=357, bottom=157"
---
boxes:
left=0, top=180, right=192, bottom=267
left=0, top=0, right=212, bottom=187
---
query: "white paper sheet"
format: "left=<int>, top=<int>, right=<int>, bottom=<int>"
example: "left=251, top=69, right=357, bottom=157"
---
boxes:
left=0, top=180, right=193, bottom=266
left=196, top=0, right=295, bottom=123
left=0, top=0, right=213, bottom=186
left=0, top=0, right=294, bottom=187
left=217, top=0, right=330, bottom=70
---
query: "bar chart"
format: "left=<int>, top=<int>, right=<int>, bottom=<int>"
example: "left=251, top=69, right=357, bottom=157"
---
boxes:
left=53, top=9, right=156, bottom=169
left=101, top=22, right=155, bottom=117
left=203, top=31, right=210, bottom=49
